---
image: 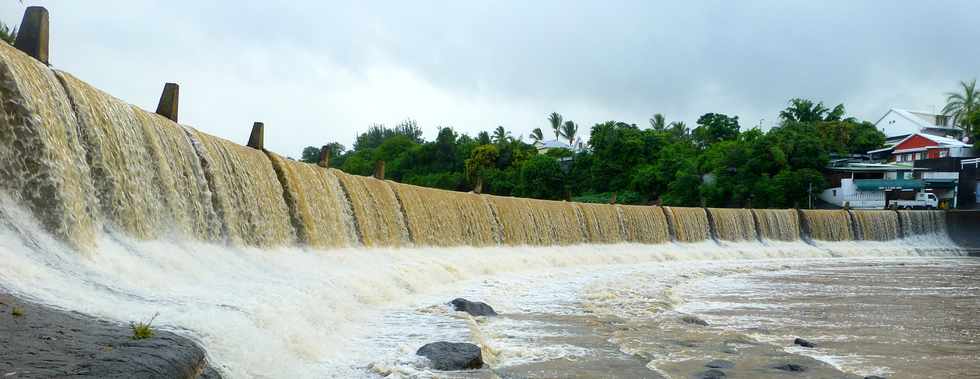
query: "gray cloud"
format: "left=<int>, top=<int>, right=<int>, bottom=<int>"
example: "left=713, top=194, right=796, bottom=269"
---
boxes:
left=2, top=1, right=977, bottom=155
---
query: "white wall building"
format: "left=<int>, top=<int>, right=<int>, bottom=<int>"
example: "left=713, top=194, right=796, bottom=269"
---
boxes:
left=874, top=108, right=965, bottom=142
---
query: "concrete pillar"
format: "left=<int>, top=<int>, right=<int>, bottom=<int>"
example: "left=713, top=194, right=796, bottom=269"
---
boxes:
left=317, top=145, right=331, bottom=168
left=373, top=160, right=385, bottom=180
left=155, top=83, right=179, bottom=122
left=14, top=6, right=49, bottom=65
left=247, top=122, right=264, bottom=150
left=609, top=192, right=617, bottom=204
left=473, top=176, right=483, bottom=194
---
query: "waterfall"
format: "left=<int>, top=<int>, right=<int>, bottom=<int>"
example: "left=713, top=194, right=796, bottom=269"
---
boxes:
left=899, top=210, right=946, bottom=237
left=0, top=42, right=963, bottom=253
left=485, top=196, right=586, bottom=245
left=665, top=207, right=711, bottom=242
left=706, top=208, right=758, bottom=241
left=0, top=44, right=99, bottom=249
left=185, top=129, right=295, bottom=246
left=334, top=171, right=409, bottom=247
left=752, top=209, right=801, bottom=241
left=56, top=71, right=221, bottom=241
left=388, top=182, right=497, bottom=247
left=800, top=210, right=854, bottom=241
left=577, top=203, right=625, bottom=244
left=852, top=210, right=900, bottom=241
left=617, top=205, right=670, bottom=244
left=266, top=153, right=358, bottom=248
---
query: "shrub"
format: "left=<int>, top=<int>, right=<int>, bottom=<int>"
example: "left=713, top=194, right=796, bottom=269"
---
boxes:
left=130, top=313, right=159, bottom=340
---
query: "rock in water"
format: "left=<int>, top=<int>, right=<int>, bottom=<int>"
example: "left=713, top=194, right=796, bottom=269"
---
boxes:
left=416, top=342, right=484, bottom=370
left=773, top=363, right=807, bottom=372
left=864, top=376, right=886, bottom=379
left=680, top=315, right=709, bottom=326
left=705, top=360, right=735, bottom=369
left=793, top=337, right=816, bottom=348
left=450, top=298, right=497, bottom=316
left=696, top=369, right=727, bottom=378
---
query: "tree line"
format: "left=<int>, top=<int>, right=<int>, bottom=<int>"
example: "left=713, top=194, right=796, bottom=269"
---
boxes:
left=299, top=98, right=895, bottom=208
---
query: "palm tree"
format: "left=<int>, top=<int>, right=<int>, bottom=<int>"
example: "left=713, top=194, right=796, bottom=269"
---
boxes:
left=0, top=22, right=16, bottom=45
left=668, top=121, right=688, bottom=138
left=492, top=125, right=511, bottom=144
left=530, top=128, right=544, bottom=143
left=649, top=113, right=667, bottom=130
left=560, top=121, right=578, bottom=146
left=548, top=112, right=563, bottom=140
left=942, top=79, right=978, bottom=132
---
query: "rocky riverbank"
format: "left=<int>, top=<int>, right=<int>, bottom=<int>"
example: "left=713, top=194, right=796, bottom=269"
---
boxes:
left=0, top=293, right=220, bottom=378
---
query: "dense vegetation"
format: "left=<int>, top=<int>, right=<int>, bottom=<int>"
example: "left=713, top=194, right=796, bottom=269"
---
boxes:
left=300, top=99, right=888, bottom=208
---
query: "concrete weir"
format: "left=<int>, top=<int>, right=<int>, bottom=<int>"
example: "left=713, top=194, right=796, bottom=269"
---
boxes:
left=946, top=210, right=980, bottom=251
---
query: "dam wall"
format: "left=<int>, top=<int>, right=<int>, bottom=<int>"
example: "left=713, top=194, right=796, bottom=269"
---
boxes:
left=946, top=210, right=980, bottom=249
left=0, top=41, right=964, bottom=252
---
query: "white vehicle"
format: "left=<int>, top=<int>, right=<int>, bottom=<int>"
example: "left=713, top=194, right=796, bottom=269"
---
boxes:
left=888, top=192, right=939, bottom=209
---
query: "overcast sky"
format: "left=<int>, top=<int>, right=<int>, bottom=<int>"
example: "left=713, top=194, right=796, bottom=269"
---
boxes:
left=2, top=1, right=978, bottom=156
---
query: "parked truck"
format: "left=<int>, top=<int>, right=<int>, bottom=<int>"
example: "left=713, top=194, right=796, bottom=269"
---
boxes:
left=887, top=192, right=939, bottom=209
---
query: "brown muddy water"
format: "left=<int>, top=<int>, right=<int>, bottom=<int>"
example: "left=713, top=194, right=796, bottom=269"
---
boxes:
left=384, top=256, right=979, bottom=379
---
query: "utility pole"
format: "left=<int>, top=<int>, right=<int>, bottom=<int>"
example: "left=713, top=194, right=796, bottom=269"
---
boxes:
left=808, top=182, right=813, bottom=209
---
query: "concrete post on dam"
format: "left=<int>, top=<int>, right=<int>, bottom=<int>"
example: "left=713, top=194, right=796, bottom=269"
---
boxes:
left=155, top=83, right=180, bottom=122
left=373, top=160, right=385, bottom=180
left=247, top=122, right=265, bottom=150
left=317, top=145, right=330, bottom=168
left=14, top=6, right=49, bottom=65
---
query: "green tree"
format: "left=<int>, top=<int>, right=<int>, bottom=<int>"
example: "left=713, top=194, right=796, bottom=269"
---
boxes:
left=353, top=119, right=423, bottom=150
left=649, top=113, right=667, bottom=131
left=560, top=120, right=578, bottom=145
left=299, top=146, right=320, bottom=163
left=530, top=128, right=544, bottom=143
left=0, top=22, right=16, bottom=45
left=515, top=155, right=564, bottom=200
left=492, top=126, right=511, bottom=145
left=943, top=79, right=979, bottom=134
left=692, top=113, right=740, bottom=148
left=779, top=98, right=851, bottom=123
left=548, top=112, right=563, bottom=140
left=465, top=144, right=499, bottom=189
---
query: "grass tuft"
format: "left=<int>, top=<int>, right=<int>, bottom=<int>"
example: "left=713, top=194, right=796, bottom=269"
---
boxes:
left=11, top=306, right=24, bottom=317
left=130, top=313, right=159, bottom=340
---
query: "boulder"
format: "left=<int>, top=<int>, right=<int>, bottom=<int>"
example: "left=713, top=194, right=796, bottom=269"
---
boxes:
left=416, top=342, right=483, bottom=371
left=864, top=376, right=886, bottom=379
left=793, top=338, right=815, bottom=348
left=705, top=360, right=735, bottom=369
left=680, top=315, right=709, bottom=326
left=696, top=369, right=727, bottom=378
left=772, top=363, right=807, bottom=372
left=450, top=298, right=497, bottom=317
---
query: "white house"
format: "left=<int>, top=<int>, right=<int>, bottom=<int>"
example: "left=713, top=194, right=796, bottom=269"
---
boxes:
left=534, top=139, right=574, bottom=154
left=874, top=108, right=965, bottom=142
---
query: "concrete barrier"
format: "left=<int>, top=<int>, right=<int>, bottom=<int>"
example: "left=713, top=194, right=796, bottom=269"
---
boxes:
left=946, top=210, right=980, bottom=250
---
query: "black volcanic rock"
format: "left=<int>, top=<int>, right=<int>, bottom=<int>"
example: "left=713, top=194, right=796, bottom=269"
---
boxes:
left=696, top=369, right=727, bottom=378
left=680, top=314, right=709, bottom=326
left=773, top=363, right=807, bottom=372
left=450, top=298, right=497, bottom=316
left=0, top=293, right=219, bottom=378
left=794, top=337, right=816, bottom=348
left=416, top=341, right=484, bottom=370
left=705, top=359, right=735, bottom=369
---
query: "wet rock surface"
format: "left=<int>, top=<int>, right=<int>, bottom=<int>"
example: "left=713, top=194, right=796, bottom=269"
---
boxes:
left=450, top=298, right=498, bottom=316
left=680, top=315, right=709, bottom=326
left=696, top=368, right=727, bottom=378
left=0, top=293, right=220, bottom=378
left=793, top=337, right=815, bottom=348
left=704, top=360, right=734, bottom=369
left=416, top=341, right=484, bottom=371
left=772, top=363, right=807, bottom=372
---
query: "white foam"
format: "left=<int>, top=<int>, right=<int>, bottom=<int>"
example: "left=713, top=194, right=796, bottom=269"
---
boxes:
left=0, top=199, right=963, bottom=378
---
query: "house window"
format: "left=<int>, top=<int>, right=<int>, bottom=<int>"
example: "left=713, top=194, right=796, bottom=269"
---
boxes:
left=895, top=154, right=902, bottom=162
left=935, top=115, right=948, bottom=126
left=939, top=150, right=948, bottom=158
left=905, top=153, right=913, bottom=161
left=914, top=152, right=924, bottom=160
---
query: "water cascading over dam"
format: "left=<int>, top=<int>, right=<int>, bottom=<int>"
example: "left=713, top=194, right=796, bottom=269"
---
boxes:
left=0, top=40, right=962, bottom=253
left=706, top=208, right=758, bottom=241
